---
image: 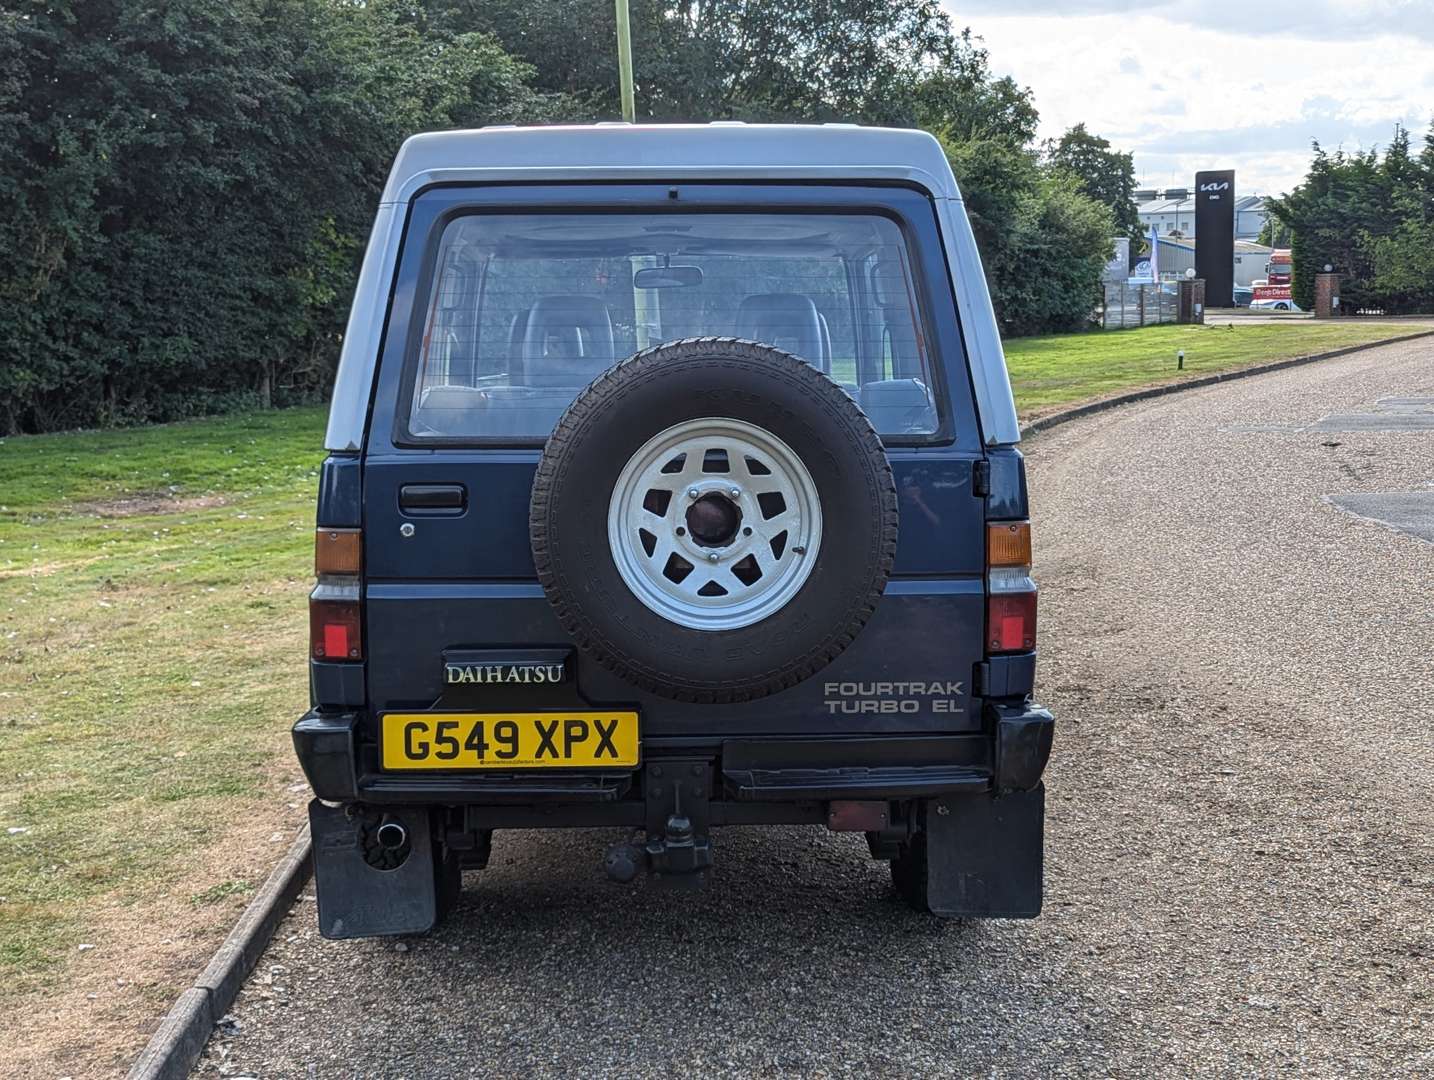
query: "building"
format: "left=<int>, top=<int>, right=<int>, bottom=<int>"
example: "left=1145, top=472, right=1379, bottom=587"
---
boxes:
left=1134, top=188, right=1271, bottom=241
left=1234, top=197, right=1270, bottom=242
left=1153, top=235, right=1194, bottom=279
left=1135, top=188, right=1195, bottom=237
left=1124, top=235, right=1193, bottom=281
left=1233, top=240, right=1275, bottom=287
left=1124, top=235, right=1275, bottom=292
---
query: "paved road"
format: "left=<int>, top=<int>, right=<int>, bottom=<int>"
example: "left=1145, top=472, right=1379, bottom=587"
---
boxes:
left=196, top=339, right=1434, bottom=1078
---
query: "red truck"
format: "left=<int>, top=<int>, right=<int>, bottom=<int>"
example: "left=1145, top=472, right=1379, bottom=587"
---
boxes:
left=1266, top=249, right=1292, bottom=286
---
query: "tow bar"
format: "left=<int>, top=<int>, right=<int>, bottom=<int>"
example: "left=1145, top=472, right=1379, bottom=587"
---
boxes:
left=605, top=758, right=713, bottom=888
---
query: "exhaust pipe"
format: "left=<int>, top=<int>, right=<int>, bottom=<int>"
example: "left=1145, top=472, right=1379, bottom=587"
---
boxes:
left=375, top=817, right=408, bottom=851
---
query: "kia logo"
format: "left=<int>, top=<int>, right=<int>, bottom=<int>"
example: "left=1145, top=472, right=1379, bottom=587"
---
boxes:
left=1200, top=181, right=1229, bottom=192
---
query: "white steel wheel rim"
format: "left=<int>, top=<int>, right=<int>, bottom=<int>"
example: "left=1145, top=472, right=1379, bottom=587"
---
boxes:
left=607, top=417, right=823, bottom=631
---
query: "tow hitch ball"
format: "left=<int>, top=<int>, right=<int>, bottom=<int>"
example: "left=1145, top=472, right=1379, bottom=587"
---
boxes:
left=606, top=759, right=713, bottom=888
left=605, top=809, right=712, bottom=888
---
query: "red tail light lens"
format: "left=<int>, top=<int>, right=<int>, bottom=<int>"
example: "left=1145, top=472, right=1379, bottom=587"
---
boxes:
left=310, top=591, right=362, bottom=660
left=987, top=590, right=1037, bottom=652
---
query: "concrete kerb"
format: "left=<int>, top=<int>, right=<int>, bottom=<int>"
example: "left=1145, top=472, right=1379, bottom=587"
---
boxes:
left=1018, top=329, right=1434, bottom=440
left=127, top=827, right=313, bottom=1080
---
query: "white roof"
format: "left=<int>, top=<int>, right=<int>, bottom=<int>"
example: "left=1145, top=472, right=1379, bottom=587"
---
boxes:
left=1137, top=196, right=1193, bottom=213
left=380, top=123, right=961, bottom=204
left=1140, top=193, right=1268, bottom=213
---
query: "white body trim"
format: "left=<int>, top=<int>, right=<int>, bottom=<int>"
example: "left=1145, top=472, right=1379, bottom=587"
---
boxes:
left=325, top=203, right=404, bottom=452
left=323, top=123, right=1021, bottom=452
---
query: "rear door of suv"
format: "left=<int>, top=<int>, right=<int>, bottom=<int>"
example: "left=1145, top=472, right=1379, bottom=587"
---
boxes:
left=359, top=182, right=989, bottom=739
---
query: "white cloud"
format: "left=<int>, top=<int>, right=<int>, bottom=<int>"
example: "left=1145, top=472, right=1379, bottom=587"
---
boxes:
left=948, top=1, right=1434, bottom=43
left=944, top=4, right=1434, bottom=194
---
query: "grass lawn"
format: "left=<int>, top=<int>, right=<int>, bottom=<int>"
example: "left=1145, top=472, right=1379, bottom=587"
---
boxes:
left=1002, top=321, right=1426, bottom=417
left=0, top=407, right=327, bottom=1073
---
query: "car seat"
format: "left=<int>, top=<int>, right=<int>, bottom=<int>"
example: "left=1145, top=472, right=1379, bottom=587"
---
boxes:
left=735, top=293, right=825, bottom=368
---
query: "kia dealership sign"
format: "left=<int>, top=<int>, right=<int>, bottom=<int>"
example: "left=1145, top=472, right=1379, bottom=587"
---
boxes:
left=1194, top=169, right=1235, bottom=307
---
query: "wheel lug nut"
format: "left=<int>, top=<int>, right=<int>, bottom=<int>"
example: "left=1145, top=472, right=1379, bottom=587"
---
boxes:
left=729, top=487, right=740, bottom=498
left=707, top=552, right=719, bottom=563
left=688, top=488, right=699, bottom=499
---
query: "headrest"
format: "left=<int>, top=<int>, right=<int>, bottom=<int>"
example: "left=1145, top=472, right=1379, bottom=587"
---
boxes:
left=521, top=295, right=614, bottom=382
left=735, top=293, right=823, bottom=364
left=860, top=379, right=937, bottom=435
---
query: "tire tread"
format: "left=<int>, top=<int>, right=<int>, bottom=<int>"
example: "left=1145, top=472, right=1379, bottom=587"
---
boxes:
left=530, top=337, right=898, bottom=703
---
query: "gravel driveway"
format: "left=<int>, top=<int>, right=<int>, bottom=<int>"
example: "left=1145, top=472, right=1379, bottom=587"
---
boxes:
left=195, top=339, right=1434, bottom=1078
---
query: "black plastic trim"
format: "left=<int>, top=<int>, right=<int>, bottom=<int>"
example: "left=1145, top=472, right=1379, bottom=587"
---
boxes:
left=978, top=652, right=1037, bottom=698
left=310, top=660, right=366, bottom=710
left=316, top=455, right=363, bottom=528
left=984, top=446, right=1029, bottom=521
left=724, top=764, right=989, bottom=801
left=292, top=710, right=360, bottom=801
left=362, top=774, right=631, bottom=804
left=399, top=483, right=467, bottom=513
left=988, top=701, right=1055, bottom=793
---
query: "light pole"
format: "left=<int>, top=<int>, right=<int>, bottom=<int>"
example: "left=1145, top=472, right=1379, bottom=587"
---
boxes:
left=615, top=0, right=636, bottom=122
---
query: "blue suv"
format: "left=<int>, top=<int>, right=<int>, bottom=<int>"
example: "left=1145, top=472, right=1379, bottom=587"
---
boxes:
left=294, top=124, right=1054, bottom=937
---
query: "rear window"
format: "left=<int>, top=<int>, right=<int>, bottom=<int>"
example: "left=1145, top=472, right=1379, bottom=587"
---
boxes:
left=407, top=211, right=938, bottom=440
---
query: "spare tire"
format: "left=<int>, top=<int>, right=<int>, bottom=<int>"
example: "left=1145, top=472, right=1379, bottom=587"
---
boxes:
left=530, top=337, right=897, bottom=703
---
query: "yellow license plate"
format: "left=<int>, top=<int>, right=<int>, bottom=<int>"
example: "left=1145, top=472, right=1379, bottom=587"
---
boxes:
left=380, top=712, right=639, bottom=770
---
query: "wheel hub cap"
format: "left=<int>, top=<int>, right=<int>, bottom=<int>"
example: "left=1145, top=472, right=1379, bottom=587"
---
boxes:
left=686, top=494, right=740, bottom=547
left=607, top=417, right=823, bottom=631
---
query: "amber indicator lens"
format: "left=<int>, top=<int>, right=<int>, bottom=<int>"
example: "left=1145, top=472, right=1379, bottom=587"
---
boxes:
left=987, top=521, right=1031, bottom=568
left=315, top=528, right=362, bottom=575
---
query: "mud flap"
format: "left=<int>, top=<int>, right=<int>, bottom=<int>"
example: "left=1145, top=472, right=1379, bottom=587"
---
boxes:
left=308, top=801, right=449, bottom=939
left=924, top=784, right=1044, bottom=918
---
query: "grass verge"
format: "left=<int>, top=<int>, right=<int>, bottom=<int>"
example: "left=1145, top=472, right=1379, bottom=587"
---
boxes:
left=0, top=408, right=326, bottom=1074
left=1002, top=321, right=1425, bottom=418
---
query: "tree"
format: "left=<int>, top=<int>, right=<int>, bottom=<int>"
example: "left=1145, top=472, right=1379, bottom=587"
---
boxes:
left=426, top=1, right=1035, bottom=133
left=1268, top=123, right=1434, bottom=314
left=1364, top=124, right=1434, bottom=308
left=943, top=137, right=1115, bottom=336
left=0, top=0, right=546, bottom=434
left=1257, top=217, right=1293, bottom=248
left=1044, top=123, right=1141, bottom=242
left=1365, top=218, right=1434, bottom=305
left=0, top=0, right=1134, bottom=432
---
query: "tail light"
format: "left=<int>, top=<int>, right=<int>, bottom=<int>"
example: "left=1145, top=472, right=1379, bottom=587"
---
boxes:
left=986, top=521, right=1036, bottom=653
left=311, top=528, right=363, bottom=661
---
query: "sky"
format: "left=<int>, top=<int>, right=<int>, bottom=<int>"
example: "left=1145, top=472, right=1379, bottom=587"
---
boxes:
left=941, top=1, right=1434, bottom=198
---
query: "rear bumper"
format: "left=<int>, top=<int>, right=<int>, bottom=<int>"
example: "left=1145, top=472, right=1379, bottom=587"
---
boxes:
left=292, top=702, right=1054, bottom=811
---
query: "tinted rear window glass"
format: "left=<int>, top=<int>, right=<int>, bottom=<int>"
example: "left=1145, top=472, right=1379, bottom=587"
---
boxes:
left=408, top=212, right=937, bottom=440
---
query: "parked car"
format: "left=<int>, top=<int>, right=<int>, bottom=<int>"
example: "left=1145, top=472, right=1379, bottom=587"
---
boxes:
left=1232, top=286, right=1253, bottom=308
left=1250, top=297, right=1304, bottom=312
left=295, top=124, right=1054, bottom=937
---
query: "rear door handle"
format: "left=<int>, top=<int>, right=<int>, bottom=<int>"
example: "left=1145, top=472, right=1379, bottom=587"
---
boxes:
left=399, top=483, right=467, bottom=513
